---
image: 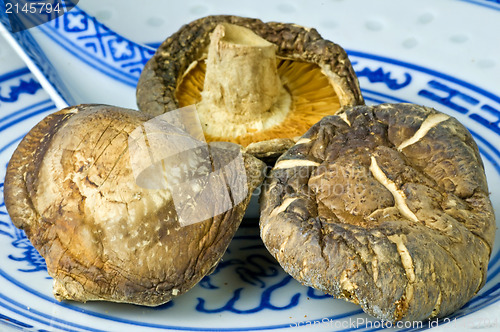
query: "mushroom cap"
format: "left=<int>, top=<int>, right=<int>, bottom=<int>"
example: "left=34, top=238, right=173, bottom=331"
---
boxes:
left=259, top=103, right=495, bottom=321
left=136, top=15, right=364, bottom=159
left=4, top=104, right=265, bottom=305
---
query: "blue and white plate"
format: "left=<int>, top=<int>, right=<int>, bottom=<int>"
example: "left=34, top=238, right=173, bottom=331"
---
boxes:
left=1, top=1, right=499, bottom=331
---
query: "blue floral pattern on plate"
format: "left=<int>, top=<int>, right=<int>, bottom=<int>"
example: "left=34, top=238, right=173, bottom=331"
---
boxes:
left=38, top=8, right=155, bottom=86
left=0, top=52, right=499, bottom=331
left=459, top=0, right=500, bottom=11
left=0, top=2, right=499, bottom=331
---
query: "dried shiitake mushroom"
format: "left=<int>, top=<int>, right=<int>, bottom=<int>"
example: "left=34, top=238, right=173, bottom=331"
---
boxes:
left=136, top=15, right=364, bottom=160
left=4, top=104, right=265, bottom=305
left=260, top=103, right=495, bottom=321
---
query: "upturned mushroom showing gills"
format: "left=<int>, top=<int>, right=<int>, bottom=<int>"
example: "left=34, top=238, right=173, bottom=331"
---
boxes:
left=259, top=103, right=495, bottom=322
left=136, top=15, right=364, bottom=160
left=4, top=104, right=265, bottom=305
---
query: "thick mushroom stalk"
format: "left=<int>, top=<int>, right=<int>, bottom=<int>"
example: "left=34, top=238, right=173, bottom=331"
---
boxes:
left=197, top=23, right=291, bottom=139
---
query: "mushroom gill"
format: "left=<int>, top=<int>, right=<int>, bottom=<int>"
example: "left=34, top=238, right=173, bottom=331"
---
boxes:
left=175, top=23, right=341, bottom=147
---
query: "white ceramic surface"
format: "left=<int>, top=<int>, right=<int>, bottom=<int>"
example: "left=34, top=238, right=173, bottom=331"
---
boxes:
left=0, top=0, right=499, bottom=331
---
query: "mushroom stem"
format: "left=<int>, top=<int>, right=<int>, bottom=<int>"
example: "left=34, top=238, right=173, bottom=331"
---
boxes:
left=197, top=23, right=291, bottom=138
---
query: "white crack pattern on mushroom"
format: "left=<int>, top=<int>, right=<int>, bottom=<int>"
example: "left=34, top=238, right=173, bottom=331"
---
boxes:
left=369, top=156, right=419, bottom=223
left=273, top=159, right=320, bottom=169
left=397, top=113, right=450, bottom=151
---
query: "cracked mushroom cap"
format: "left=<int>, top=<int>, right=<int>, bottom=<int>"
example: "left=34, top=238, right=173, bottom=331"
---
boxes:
left=4, top=104, right=265, bottom=305
left=259, top=103, right=495, bottom=321
left=136, top=15, right=364, bottom=160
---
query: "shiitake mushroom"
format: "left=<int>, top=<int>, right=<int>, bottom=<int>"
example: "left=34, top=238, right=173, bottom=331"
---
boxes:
left=136, top=15, right=364, bottom=161
left=259, top=103, right=495, bottom=322
left=4, top=104, right=265, bottom=305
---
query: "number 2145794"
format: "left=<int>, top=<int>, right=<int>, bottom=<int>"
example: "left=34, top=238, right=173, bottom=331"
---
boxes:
left=5, top=2, right=61, bottom=14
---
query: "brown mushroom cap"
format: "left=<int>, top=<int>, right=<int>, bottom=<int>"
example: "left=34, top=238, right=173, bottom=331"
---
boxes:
left=259, top=103, right=495, bottom=321
left=4, top=104, right=265, bottom=305
left=136, top=15, right=364, bottom=160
